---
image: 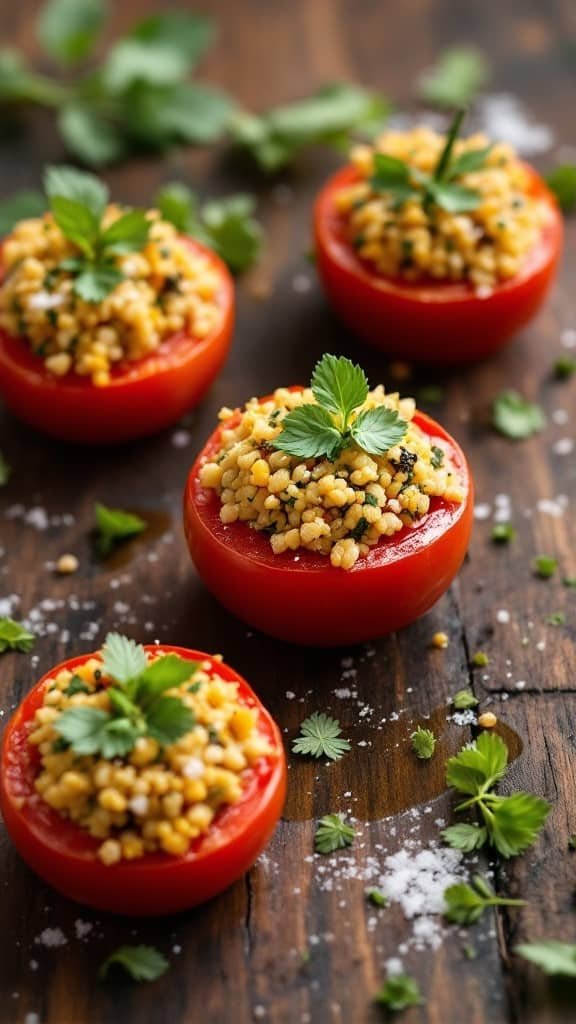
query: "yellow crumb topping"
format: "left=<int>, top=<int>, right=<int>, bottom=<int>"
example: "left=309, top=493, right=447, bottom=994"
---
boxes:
left=29, top=654, right=274, bottom=864
left=199, top=386, right=465, bottom=570
left=0, top=207, right=223, bottom=386
left=335, top=126, right=549, bottom=289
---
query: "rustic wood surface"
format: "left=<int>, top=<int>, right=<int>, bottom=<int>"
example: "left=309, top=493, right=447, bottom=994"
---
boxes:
left=0, top=1, right=575, bottom=1022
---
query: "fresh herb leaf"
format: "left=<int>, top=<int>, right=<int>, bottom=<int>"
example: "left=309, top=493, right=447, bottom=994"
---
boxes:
left=491, top=522, right=515, bottom=544
left=74, top=264, right=124, bottom=302
left=442, top=823, right=488, bottom=852
left=547, top=611, right=566, bottom=627
left=546, top=165, right=576, bottom=213
left=0, top=190, right=47, bottom=235
left=65, top=675, right=91, bottom=697
left=418, top=47, right=489, bottom=108
left=95, top=502, right=147, bottom=555
left=471, top=652, right=489, bottom=667
left=50, top=195, right=100, bottom=258
left=38, top=0, right=106, bottom=66
left=515, top=941, right=576, bottom=978
left=492, top=391, right=546, bottom=440
left=554, top=355, right=576, bottom=379
left=201, top=194, right=261, bottom=273
left=444, top=874, right=525, bottom=925
left=292, top=712, right=351, bottom=761
left=311, top=354, right=368, bottom=422
left=0, top=618, right=36, bottom=654
left=99, top=209, right=151, bottom=254
left=410, top=726, right=436, bottom=759
left=564, top=577, right=576, bottom=588
left=146, top=696, right=196, bottom=746
left=54, top=706, right=136, bottom=757
left=101, top=633, right=148, bottom=685
left=314, top=813, right=356, bottom=854
left=366, top=887, right=388, bottom=908
left=155, top=182, right=199, bottom=234
left=44, top=165, right=109, bottom=219
left=274, top=405, right=344, bottom=460
left=451, top=688, right=479, bottom=710
left=534, top=555, right=557, bottom=579
left=136, top=654, right=199, bottom=701
left=100, top=944, right=169, bottom=982
left=58, top=103, right=126, bottom=166
left=130, top=12, right=215, bottom=66
left=0, top=450, right=11, bottom=485
left=430, top=445, right=444, bottom=468
left=349, top=407, right=407, bottom=456
left=375, top=973, right=424, bottom=1011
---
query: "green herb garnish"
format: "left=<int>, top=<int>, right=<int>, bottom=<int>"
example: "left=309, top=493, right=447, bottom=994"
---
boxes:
left=491, top=522, right=515, bottom=544
left=553, top=355, right=576, bottom=379
left=564, top=577, right=576, bottom=588
left=451, top=688, right=479, bottom=709
left=430, top=445, right=444, bottom=469
left=54, top=633, right=197, bottom=758
left=0, top=618, right=36, bottom=654
left=471, top=652, right=489, bottom=668
left=0, top=450, right=11, bottom=486
left=492, top=391, right=546, bottom=440
left=370, top=108, right=490, bottom=214
left=546, top=611, right=566, bottom=626
left=418, top=47, right=489, bottom=108
left=155, top=183, right=261, bottom=273
left=366, top=888, right=388, bottom=908
left=546, top=165, right=576, bottom=213
left=292, top=712, right=351, bottom=762
left=375, top=973, right=424, bottom=1011
left=443, top=874, right=526, bottom=925
left=410, top=726, right=436, bottom=759
left=99, top=944, right=169, bottom=982
left=515, top=941, right=576, bottom=978
left=314, top=813, right=356, bottom=854
left=534, top=555, right=557, bottom=579
left=442, top=732, right=550, bottom=858
left=95, top=502, right=147, bottom=555
left=274, top=354, right=407, bottom=461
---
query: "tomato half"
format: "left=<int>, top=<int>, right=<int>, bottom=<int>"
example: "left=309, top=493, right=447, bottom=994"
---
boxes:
left=0, top=646, right=286, bottom=916
left=183, top=407, right=473, bottom=646
left=314, top=164, right=562, bottom=363
left=0, top=239, right=234, bottom=443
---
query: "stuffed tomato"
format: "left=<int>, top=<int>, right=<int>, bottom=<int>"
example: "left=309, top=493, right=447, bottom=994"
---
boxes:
left=184, top=354, right=473, bottom=646
left=0, top=168, right=234, bottom=442
left=0, top=635, right=286, bottom=916
left=314, top=113, right=562, bottom=362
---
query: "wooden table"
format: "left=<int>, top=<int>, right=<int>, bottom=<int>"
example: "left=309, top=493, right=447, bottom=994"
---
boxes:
left=1, top=2, right=575, bottom=1021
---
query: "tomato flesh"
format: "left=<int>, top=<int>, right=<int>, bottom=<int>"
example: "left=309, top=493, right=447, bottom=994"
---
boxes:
left=314, top=164, right=562, bottom=363
left=184, top=409, right=473, bottom=646
left=0, top=239, right=234, bottom=443
left=0, top=646, right=286, bottom=916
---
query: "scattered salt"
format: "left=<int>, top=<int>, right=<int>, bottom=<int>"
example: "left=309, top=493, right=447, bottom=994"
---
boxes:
left=171, top=430, right=192, bottom=448
left=477, top=94, right=553, bottom=155
left=496, top=609, right=510, bottom=624
left=552, top=438, right=574, bottom=456
left=473, top=503, right=492, bottom=520
left=35, top=927, right=67, bottom=948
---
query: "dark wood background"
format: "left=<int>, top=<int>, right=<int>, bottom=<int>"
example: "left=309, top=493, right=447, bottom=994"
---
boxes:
left=1, top=1, right=575, bottom=1021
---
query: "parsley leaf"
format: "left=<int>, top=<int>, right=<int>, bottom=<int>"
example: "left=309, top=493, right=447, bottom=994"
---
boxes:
left=44, top=165, right=108, bottom=219
left=146, top=696, right=195, bottom=746
left=95, top=502, right=147, bottom=555
left=418, top=47, right=489, bottom=108
left=74, top=265, right=124, bottom=302
left=515, top=941, right=576, bottom=978
left=0, top=449, right=11, bottom=485
left=274, top=405, right=344, bottom=460
left=349, top=406, right=407, bottom=455
left=444, top=732, right=551, bottom=857
left=100, top=945, right=169, bottom=982
left=314, top=813, right=356, bottom=854
left=311, top=353, right=368, bottom=424
left=451, top=688, right=479, bottom=710
left=441, top=823, right=488, bottom=852
left=534, top=555, right=557, bottom=579
left=155, top=183, right=261, bottom=273
left=546, top=165, right=576, bottom=213
left=411, top=726, right=436, bottom=759
left=101, top=633, right=148, bottom=685
left=54, top=707, right=138, bottom=758
left=375, top=973, right=424, bottom=1011
left=492, top=391, right=546, bottom=440
left=0, top=618, right=36, bottom=654
left=38, top=0, right=106, bottom=66
left=444, top=875, right=525, bottom=925
left=292, top=712, right=351, bottom=761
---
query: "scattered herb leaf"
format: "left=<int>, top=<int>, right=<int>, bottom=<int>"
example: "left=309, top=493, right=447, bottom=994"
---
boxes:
left=534, top=555, right=557, bottom=579
left=314, top=813, right=356, bottom=854
left=366, top=887, right=388, bottom=908
left=491, top=522, right=515, bottom=544
left=99, top=945, right=169, bottom=982
left=444, top=874, right=526, bottom=925
left=292, top=712, right=351, bottom=761
left=546, top=611, right=566, bottom=626
left=0, top=618, right=36, bottom=654
left=471, top=652, right=489, bottom=668
left=375, top=973, right=424, bottom=1011
left=452, top=688, right=479, bottom=710
left=515, top=941, right=576, bottom=978
left=410, top=726, right=436, bottom=759
left=95, top=502, right=147, bottom=555
left=492, top=391, right=546, bottom=440
left=553, top=355, right=576, bottom=380
left=546, top=165, right=576, bottom=213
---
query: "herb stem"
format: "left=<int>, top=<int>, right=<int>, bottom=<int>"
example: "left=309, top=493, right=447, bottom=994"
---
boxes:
left=433, top=106, right=466, bottom=181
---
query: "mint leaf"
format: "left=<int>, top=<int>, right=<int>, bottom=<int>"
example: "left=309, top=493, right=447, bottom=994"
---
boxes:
left=311, top=354, right=368, bottom=423
left=411, top=726, right=436, bottom=759
left=418, top=47, right=489, bottom=108
left=546, top=164, right=576, bottom=213
left=44, top=165, right=109, bottom=219
left=0, top=190, right=47, bottom=235
left=492, top=391, right=546, bottom=440
left=273, top=405, right=343, bottom=459
left=38, top=0, right=107, bottom=66
left=0, top=618, right=35, bottom=654
left=145, top=696, right=195, bottom=747
left=349, top=407, right=407, bottom=455
left=515, top=941, right=576, bottom=978
left=101, top=632, right=148, bottom=685
left=451, top=688, right=479, bottom=710
left=58, top=104, right=127, bottom=166
left=73, top=264, right=123, bottom=302
left=370, top=152, right=413, bottom=192
left=100, top=210, right=151, bottom=254
left=94, top=503, right=147, bottom=554
left=100, top=945, right=169, bottom=982
left=534, top=555, right=557, bottom=579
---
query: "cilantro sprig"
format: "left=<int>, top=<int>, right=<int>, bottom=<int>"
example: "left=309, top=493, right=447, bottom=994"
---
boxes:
left=443, top=874, right=526, bottom=925
left=274, top=354, right=407, bottom=461
left=370, top=107, right=491, bottom=214
left=99, top=945, right=169, bottom=982
left=292, top=712, right=351, bottom=761
left=442, top=732, right=550, bottom=858
left=54, top=633, right=197, bottom=759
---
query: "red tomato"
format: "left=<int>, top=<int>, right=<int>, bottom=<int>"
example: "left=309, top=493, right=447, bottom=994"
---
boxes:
left=314, top=164, right=562, bottom=363
left=183, top=406, right=473, bottom=646
left=0, top=646, right=286, bottom=916
left=0, top=239, right=234, bottom=443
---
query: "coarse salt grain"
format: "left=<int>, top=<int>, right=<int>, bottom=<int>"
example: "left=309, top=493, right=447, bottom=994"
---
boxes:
left=172, top=430, right=192, bottom=448
left=561, top=328, right=576, bottom=349
left=552, top=438, right=574, bottom=456
left=496, top=609, right=510, bottom=624
left=35, top=927, right=67, bottom=948
left=474, top=503, right=492, bottom=520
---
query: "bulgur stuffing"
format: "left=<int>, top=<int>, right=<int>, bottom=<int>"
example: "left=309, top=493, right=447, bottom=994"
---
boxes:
left=336, top=126, right=550, bottom=289
left=29, top=650, right=274, bottom=864
left=199, top=385, right=465, bottom=570
left=0, top=209, right=222, bottom=386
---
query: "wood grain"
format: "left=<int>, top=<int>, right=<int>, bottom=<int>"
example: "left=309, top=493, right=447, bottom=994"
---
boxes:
left=0, top=1, right=575, bottom=1022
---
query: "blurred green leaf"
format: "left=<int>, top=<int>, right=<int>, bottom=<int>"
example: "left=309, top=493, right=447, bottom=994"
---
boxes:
left=0, top=190, right=46, bottom=234
left=418, top=47, right=489, bottom=108
left=546, top=164, right=576, bottom=212
left=38, top=0, right=107, bottom=66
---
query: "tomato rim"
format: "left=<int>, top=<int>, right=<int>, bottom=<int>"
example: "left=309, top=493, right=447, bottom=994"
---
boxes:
left=0, top=645, right=286, bottom=915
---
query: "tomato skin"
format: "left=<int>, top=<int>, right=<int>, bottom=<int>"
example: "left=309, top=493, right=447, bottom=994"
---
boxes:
left=0, top=239, right=234, bottom=443
left=183, top=408, right=473, bottom=646
left=314, top=164, right=563, bottom=363
left=0, top=646, right=286, bottom=916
